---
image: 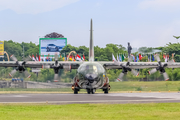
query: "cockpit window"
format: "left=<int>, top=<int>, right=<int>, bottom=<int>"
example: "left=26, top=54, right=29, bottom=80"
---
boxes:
left=78, top=63, right=104, bottom=73
left=93, top=66, right=97, bottom=72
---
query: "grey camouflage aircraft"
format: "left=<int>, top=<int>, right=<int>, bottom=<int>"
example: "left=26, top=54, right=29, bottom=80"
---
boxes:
left=2, top=19, right=180, bottom=94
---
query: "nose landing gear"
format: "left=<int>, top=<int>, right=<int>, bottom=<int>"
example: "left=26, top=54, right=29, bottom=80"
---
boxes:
left=87, top=89, right=96, bottom=94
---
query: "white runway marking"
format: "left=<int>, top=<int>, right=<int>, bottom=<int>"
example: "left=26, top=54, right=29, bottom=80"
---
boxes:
left=97, top=93, right=180, bottom=99
left=0, top=95, right=28, bottom=98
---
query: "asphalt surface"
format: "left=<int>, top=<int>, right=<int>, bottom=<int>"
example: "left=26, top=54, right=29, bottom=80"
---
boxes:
left=1, top=93, right=180, bottom=104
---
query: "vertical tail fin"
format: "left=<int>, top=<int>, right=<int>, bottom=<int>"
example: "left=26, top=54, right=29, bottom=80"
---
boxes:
left=89, top=19, right=94, bottom=62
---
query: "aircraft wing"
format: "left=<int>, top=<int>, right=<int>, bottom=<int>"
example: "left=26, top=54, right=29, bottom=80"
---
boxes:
left=98, top=61, right=180, bottom=69
left=25, top=61, right=82, bottom=69
left=0, top=61, right=82, bottom=69
left=98, top=61, right=159, bottom=69
left=0, top=61, right=180, bottom=69
left=0, top=61, right=18, bottom=67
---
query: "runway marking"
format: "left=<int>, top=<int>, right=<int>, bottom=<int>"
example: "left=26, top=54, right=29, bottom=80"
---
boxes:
left=96, top=93, right=180, bottom=99
left=0, top=95, right=29, bottom=97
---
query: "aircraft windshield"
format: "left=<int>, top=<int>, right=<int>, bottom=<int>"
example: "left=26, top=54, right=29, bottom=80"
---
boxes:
left=78, top=63, right=105, bottom=74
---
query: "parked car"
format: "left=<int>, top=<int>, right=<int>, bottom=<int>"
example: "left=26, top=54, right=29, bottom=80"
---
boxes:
left=46, top=44, right=59, bottom=52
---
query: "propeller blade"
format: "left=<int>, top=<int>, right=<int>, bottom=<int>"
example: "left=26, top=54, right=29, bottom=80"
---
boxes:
left=24, top=55, right=32, bottom=62
left=163, top=72, right=169, bottom=81
left=54, top=74, right=59, bottom=81
left=54, top=54, right=58, bottom=61
left=131, top=69, right=139, bottom=76
left=24, top=71, right=31, bottom=78
left=117, top=73, right=124, bottom=81
left=154, top=54, right=160, bottom=62
left=10, top=54, right=17, bottom=61
left=9, top=69, right=17, bottom=77
left=148, top=68, right=157, bottom=75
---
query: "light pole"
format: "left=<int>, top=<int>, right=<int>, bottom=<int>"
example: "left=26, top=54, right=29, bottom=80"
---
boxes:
left=22, top=45, right=24, bottom=60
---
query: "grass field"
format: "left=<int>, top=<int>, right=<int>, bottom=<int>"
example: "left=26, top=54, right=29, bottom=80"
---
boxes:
left=1, top=81, right=180, bottom=93
left=0, top=103, right=180, bottom=120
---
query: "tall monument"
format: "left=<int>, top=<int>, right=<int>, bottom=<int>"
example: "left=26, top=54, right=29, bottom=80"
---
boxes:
left=127, top=42, right=132, bottom=58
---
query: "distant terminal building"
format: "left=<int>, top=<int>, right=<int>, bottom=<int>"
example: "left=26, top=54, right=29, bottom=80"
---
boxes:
left=39, top=32, right=67, bottom=60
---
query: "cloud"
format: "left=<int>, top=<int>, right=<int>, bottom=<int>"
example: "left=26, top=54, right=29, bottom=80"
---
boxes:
left=0, top=0, right=80, bottom=14
left=139, top=0, right=180, bottom=11
left=130, top=20, right=180, bottom=48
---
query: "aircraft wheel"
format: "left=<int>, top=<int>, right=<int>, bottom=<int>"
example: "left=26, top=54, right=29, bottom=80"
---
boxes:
left=104, top=88, right=108, bottom=94
left=87, top=89, right=91, bottom=94
left=74, top=88, right=78, bottom=94
left=91, top=89, right=95, bottom=94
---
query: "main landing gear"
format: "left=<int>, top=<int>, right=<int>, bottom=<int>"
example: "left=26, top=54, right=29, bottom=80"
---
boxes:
left=74, top=88, right=79, bottom=94
left=86, top=89, right=96, bottom=94
left=103, top=85, right=111, bottom=94
left=72, top=85, right=80, bottom=94
left=103, top=88, right=109, bottom=94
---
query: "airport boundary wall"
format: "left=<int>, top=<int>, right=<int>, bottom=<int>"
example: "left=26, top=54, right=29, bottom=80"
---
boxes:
left=0, top=81, right=71, bottom=88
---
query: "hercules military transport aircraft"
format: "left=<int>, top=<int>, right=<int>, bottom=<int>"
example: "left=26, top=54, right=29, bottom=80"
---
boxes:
left=2, top=19, right=180, bottom=94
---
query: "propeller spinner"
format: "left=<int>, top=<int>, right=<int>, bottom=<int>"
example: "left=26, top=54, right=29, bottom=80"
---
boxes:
left=9, top=55, right=31, bottom=78
left=42, top=54, right=64, bottom=81
left=116, top=55, right=139, bottom=81
left=148, top=54, right=169, bottom=81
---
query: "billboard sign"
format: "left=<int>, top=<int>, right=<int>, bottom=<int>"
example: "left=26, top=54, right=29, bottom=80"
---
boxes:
left=39, top=38, right=67, bottom=57
left=0, top=41, right=4, bottom=57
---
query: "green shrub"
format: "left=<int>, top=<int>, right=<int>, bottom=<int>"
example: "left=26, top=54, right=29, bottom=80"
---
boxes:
left=136, top=87, right=142, bottom=91
left=177, top=87, right=180, bottom=91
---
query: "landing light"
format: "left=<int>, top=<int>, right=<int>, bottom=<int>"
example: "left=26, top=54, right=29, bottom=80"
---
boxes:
left=72, top=85, right=75, bottom=91
left=108, top=85, right=111, bottom=90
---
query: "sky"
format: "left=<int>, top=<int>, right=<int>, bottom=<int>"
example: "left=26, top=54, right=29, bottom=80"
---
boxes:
left=0, top=0, right=180, bottom=48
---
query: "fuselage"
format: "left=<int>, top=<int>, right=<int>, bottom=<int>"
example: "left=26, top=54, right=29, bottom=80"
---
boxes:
left=72, top=19, right=110, bottom=94
left=74, top=62, right=108, bottom=89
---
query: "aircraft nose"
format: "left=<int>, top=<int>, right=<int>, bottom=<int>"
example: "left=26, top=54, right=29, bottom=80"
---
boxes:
left=85, top=73, right=98, bottom=83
